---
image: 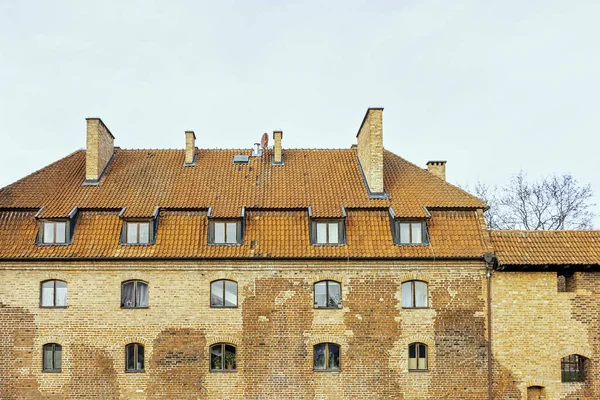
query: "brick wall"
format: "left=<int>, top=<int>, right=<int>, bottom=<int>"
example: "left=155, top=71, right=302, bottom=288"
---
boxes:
left=491, top=271, right=599, bottom=400
left=0, top=260, right=488, bottom=399
left=85, top=118, right=114, bottom=182
left=356, top=108, right=384, bottom=194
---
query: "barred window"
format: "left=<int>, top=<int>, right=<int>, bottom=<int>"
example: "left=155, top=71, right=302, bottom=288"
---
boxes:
left=561, top=354, right=586, bottom=382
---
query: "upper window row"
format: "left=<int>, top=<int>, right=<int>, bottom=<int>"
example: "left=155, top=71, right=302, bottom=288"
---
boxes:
left=37, top=217, right=429, bottom=247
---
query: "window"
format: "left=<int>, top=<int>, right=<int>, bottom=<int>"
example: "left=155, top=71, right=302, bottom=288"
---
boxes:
left=408, top=343, right=427, bottom=371
left=562, top=354, right=587, bottom=382
left=43, top=343, right=62, bottom=372
left=558, top=272, right=575, bottom=293
left=41, top=220, right=68, bottom=244
left=210, top=280, right=238, bottom=307
left=210, top=343, right=236, bottom=371
left=121, top=280, right=148, bottom=308
left=393, top=220, right=428, bottom=245
left=124, top=221, right=151, bottom=244
left=209, top=220, right=241, bottom=245
left=313, top=343, right=340, bottom=371
left=314, top=281, right=342, bottom=309
left=40, top=280, right=67, bottom=307
left=402, top=281, right=428, bottom=308
left=311, top=220, right=344, bottom=245
left=126, top=343, right=144, bottom=372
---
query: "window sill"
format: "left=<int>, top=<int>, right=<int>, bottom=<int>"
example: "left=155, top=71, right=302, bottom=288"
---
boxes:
left=210, top=369, right=237, bottom=373
left=408, top=369, right=429, bottom=373
left=36, top=243, right=71, bottom=247
left=121, top=306, right=150, bottom=309
left=125, top=370, right=145, bottom=373
left=402, top=307, right=430, bottom=310
left=313, top=369, right=341, bottom=373
left=210, top=305, right=238, bottom=309
left=208, top=243, right=243, bottom=246
left=42, top=370, right=62, bottom=373
left=40, top=306, right=68, bottom=309
left=314, top=306, right=343, bottom=310
left=394, top=243, right=429, bottom=247
left=119, top=243, right=154, bottom=247
left=311, top=243, right=346, bottom=247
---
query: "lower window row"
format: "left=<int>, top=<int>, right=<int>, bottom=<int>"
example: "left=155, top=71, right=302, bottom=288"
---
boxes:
left=42, top=342, right=430, bottom=373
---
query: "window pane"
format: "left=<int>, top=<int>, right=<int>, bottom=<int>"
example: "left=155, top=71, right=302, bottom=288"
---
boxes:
left=408, top=344, right=416, bottom=358
left=211, top=281, right=224, bottom=307
left=418, top=344, right=427, bottom=359
left=136, top=282, right=148, bottom=307
left=53, top=345, right=62, bottom=370
left=226, top=223, right=237, bottom=244
left=126, top=344, right=135, bottom=370
left=137, top=345, right=144, bottom=370
left=418, top=357, right=427, bottom=370
left=41, top=281, right=55, bottom=307
left=313, top=344, right=326, bottom=369
left=43, top=345, right=54, bottom=370
left=408, top=358, right=417, bottom=370
left=43, top=222, right=54, bottom=243
left=314, top=281, right=327, bottom=308
left=122, top=282, right=135, bottom=308
left=399, top=223, right=410, bottom=244
left=214, top=223, right=225, bottom=244
left=316, top=223, right=327, bottom=244
left=401, top=282, right=413, bottom=308
left=415, top=281, right=428, bottom=308
left=225, top=281, right=237, bottom=307
left=224, top=345, right=236, bottom=370
left=55, top=222, right=67, bottom=244
left=127, top=223, right=138, bottom=244
left=211, top=345, right=223, bottom=370
left=411, top=223, right=422, bottom=244
left=55, top=281, right=67, bottom=307
left=328, top=223, right=339, bottom=244
left=328, top=344, right=340, bottom=369
left=138, top=223, right=150, bottom=244
left=328, top=282, right=341, bottom=308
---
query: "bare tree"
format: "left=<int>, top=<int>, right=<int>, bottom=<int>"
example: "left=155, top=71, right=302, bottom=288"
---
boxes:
left=467, top=171, right=596, bottom=230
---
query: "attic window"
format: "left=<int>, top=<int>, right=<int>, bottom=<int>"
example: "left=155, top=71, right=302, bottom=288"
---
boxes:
left=311, top=220, right=345, bottom=245
left=120, top=220, right=156, bottom=245
left=232, top=155, right=250, bottom=164
left=40, top=220, right=69, bottom=245
left=393, top=220, right=428, bottom=245
left=209, top=220, right=243, bottom=245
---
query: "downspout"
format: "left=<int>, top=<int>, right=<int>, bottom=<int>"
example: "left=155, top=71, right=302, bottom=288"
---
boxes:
left=484, top=252, right=497, bottom=400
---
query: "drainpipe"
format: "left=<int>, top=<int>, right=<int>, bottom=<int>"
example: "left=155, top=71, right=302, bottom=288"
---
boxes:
left=484, top=252, right=497, bottom=400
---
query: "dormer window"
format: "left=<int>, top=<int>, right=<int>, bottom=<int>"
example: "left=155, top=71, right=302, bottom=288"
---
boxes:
left=209, top=220, right=242, bottom=245
left=311, top=220, right=345, bottom=245
left=393, top=220, right=428, bottom=245
left=120, top=220, right=156, bottom=245
left=38, top=220, right=72, bottom=245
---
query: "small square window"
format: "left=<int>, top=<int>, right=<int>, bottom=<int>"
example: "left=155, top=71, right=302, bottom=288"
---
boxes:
left=210, top=220, right=241, bottom=245
left=41, top=221, right=68, bottom=244
left=312, top=220, right=344, bottom=245
left=123, top=221, right=152, bottom=245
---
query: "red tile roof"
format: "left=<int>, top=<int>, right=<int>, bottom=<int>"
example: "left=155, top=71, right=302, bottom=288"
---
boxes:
left=490, top=230, right=600, bottom=266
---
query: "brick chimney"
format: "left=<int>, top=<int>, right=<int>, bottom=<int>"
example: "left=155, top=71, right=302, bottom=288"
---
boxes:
left=85, top=118, right=115, bottom=184
left=273, top=130, right=283, bottom=165
left=427, top=161, right=446, bottom=181
left=184, top=130, right=196, bottom=166
left=356, top=107, right=385, bottom=196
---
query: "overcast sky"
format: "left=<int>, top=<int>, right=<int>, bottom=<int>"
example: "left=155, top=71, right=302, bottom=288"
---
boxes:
left=0, top=0, right=598, bottom=227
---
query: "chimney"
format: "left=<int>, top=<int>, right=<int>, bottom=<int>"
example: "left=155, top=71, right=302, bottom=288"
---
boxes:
left=85, top=118, right=115, bottom=184
left=356, top=107, right=385, bottom=196
left=273, top=130, right=283, bottom=165
left=427, top=161, right=447, bottom=181
left=184, top=130, right=196, bottom=166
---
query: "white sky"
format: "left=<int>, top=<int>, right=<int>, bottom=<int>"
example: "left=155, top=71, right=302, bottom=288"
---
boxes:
left=0, top=0, right=598, bottom=228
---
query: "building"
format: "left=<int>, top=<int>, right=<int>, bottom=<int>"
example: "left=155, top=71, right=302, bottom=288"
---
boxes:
left=0, top=108, right=598, bottom=399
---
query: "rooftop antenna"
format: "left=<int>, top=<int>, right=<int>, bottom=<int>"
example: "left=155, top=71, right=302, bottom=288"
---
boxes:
left=261, top=132, right=269, bottom=150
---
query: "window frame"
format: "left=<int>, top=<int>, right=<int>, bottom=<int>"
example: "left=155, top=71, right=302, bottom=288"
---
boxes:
left=125, top=343, right=145, bottom=373
left=209, top=343, right=237, bottom=372
left=313, top=342, right=341, bottom=372
left=408, top=342, right=428, bottom=371
left=121, top=280, right=149, bottom=309
left=210, top=279, right=238, bottom=308
left=313, top=280, right=343, bottom=309
left=42, top=343, right=62, bottom=373
left=121, top=220, right=153, bottom=245
left=208, top=219, right=243, bottom=245
left=393, top=220, right=429, bottom=246
left=310, top=219, right=345, bottom=246
left=561, top=354, right=586, bottom=383
left=40, top=279, right=68, bottom=308
left=401, top=280, right=429, bottom=309
left=39, top=220, right=70, bottom=245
